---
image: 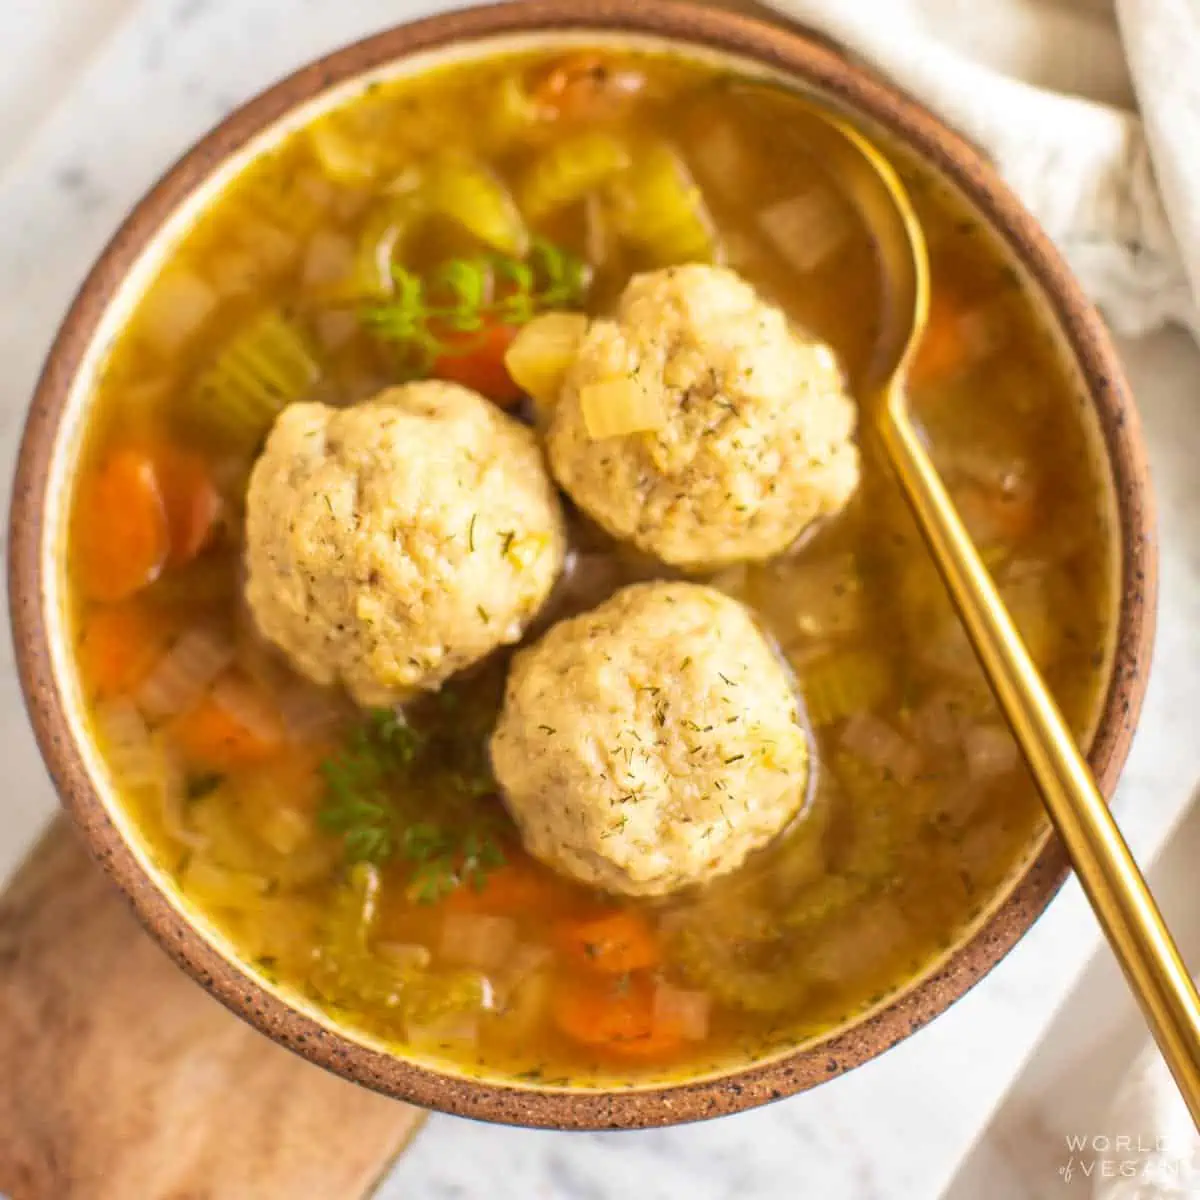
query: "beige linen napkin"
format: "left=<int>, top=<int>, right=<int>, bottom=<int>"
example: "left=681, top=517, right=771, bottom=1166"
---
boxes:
left=758, top=0, right=1200, bottom=341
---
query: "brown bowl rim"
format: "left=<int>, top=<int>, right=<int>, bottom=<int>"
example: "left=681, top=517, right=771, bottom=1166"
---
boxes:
left=7, top=0, right=1157, bottom=1130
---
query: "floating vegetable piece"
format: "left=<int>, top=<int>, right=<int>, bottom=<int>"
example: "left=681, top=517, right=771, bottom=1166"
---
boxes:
left=799, top=648, right=893, bottom=727
left=608, top=141, right=719, bottom=265
left=529, top=52, right=646, bottom=123
left=421, top=158, right=530, bottom=257
left=519, top=131, right=632, bottom=219
left=74, top=448, right=171, bottom=603
left=554, top=909, right=661, bottom=975
left=190, top=311, right=320, bottom=449
left=504, top=311, right=589, bottom=412
left=79, top=600, right=174, bottom=701
left=432, top=318, right=523, bottom=405
left=579, top=376, right=667, bottom=439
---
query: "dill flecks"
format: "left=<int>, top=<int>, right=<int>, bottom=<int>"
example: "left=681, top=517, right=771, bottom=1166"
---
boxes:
left=359, top=236, right=590, bottom=375
left=318, top=706, right=505, bottom=902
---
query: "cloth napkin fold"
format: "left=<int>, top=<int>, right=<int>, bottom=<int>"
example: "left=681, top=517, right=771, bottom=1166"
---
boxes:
left=760, top=0, right=1200, bottom=341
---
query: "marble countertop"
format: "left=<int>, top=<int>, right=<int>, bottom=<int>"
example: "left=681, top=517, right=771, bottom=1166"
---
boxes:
left=1, top=3, right=1197, bottom=1197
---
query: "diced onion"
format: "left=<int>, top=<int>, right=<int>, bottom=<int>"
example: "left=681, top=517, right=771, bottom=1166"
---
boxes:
left=275, top=681, right=350, bottom=742
left=313, top=310, right=358, bottom=352
left=93, top=700, right=161, bottom=788
left=908, top=691, right=967, bottom=751
left=138, top=270, right=218, bottom=355
left=136, top=626, right=235, bottom=720
left=405, top=1012, right=481, bottom=1050
left=964, top=724, right=1019, bottom=781
left=376, top=942, right=433, bottom=972
left=840, top=712, right=922, bottom=785
left=439, top=914, right=518, bottom=971
left=580, top=376, right=667, bottom=440
left=689, top=121, right=749, bottom=203
left=757, top=187, right=851, bottom=274
left=302, top=229, right=355, bottom=288
left=653, top=982, right=711, bottom=1042
left=504, top=312, right=589, bottom=413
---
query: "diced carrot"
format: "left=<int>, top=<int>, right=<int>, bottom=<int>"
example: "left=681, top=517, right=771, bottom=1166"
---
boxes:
left=554, top=909, right=661, bottom=975
left=529, top=52, right=645, bottom=123
left=433, top=321, right=523, bottom=406
left=78, top=600, right=173, bottom=699
left=551, top=974, right=684, bottom=1061
left=154, top=442, right=223, bottom=566
left=168, top=674, right=285, bottom=771
left=908, top=289, right=979, bottom=388
left=958, top=479, right=1039, bottom=546
left=445, top=856, right=568, bottom=917
left=74, top=447, right=170, bottom=602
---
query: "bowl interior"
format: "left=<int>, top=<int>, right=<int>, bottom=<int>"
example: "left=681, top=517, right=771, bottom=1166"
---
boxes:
left=11, top=4, right=1153, bottom=1130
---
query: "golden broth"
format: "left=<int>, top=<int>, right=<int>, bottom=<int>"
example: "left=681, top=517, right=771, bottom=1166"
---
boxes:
left=67, top=48, right=1116, bottom=1085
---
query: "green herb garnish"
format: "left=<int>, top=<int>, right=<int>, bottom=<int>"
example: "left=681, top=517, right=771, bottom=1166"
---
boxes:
left=359, top=236, right=589, bottom=375
left=318, top=706, right=506, bottom=902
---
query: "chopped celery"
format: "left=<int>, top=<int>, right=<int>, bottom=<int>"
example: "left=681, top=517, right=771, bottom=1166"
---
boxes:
left=504, top=311, right=589, bottom=413
left=310, top=865, right=491, bottom=1039
left=420, top=158, right=530, bottom=257
left=608, top=140, right=719, bottom=265
left=799, top=648, right=893, bottom=726
left=519, top=131, right=631, bottom=219
left=579, top=376, right=668, bottom=440
left=190, top=311, right=320, bottom=449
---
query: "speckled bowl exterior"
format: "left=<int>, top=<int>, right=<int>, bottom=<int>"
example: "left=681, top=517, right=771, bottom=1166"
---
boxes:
left=7, top=0, right=1156, bottom=1130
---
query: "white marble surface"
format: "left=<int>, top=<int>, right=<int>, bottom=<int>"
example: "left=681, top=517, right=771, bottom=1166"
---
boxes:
left=0, top=3, right=1197, bottom=1198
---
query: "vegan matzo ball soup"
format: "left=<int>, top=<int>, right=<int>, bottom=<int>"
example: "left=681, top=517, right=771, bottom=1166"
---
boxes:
left=66, top=48, right=1116, bottom=1085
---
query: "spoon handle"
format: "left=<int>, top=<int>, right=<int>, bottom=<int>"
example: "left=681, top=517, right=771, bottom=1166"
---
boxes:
left=880, top=393, right=1200, bottom=1127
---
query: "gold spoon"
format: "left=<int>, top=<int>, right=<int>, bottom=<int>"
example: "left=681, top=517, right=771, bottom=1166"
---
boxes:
left=734, top=84, right=1200, bottom=1123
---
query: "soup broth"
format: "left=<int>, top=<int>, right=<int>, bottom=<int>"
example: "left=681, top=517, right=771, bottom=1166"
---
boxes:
left=66, top=48, right=1116, bottom=1085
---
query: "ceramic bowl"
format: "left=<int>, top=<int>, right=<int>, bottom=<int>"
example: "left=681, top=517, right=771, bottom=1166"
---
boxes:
left=7, top=0, right=1156, bottom=1129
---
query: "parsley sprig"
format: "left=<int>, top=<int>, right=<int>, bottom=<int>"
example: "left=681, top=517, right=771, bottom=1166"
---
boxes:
left=319, top=707, right=506, bottom=903
left=360, top=236, right=590, bottom=374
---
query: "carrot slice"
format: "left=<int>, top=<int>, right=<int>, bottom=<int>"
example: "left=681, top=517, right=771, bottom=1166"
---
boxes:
left=555, top=909, right=661, bottom=975
left=529, top=53, right=644, bottom=123
left=74, top=447, right=170, bottom=602
left=168, top=674, right=285, bottom=770
left=433, top=321, right=522, bottom=406
left=445, top=857, right=568, bottom=917
left=551, top=974, right=684, bottom=1061
left=78, top=601, right=173, bottom=699
left=154, top=443, right=223, bottom=566
left=909, top=289, right=979, bottom=388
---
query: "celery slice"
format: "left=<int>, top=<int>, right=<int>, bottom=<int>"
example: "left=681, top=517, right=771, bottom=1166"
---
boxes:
left=519, top=131, right=632, bottom=220
left=190, top=311, right=320, bottom=449
left=799, top=648, right=893, bottom=727
left=608, top=140, right=719, bottom=265
left=421, top=158, right=530, bottom=257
